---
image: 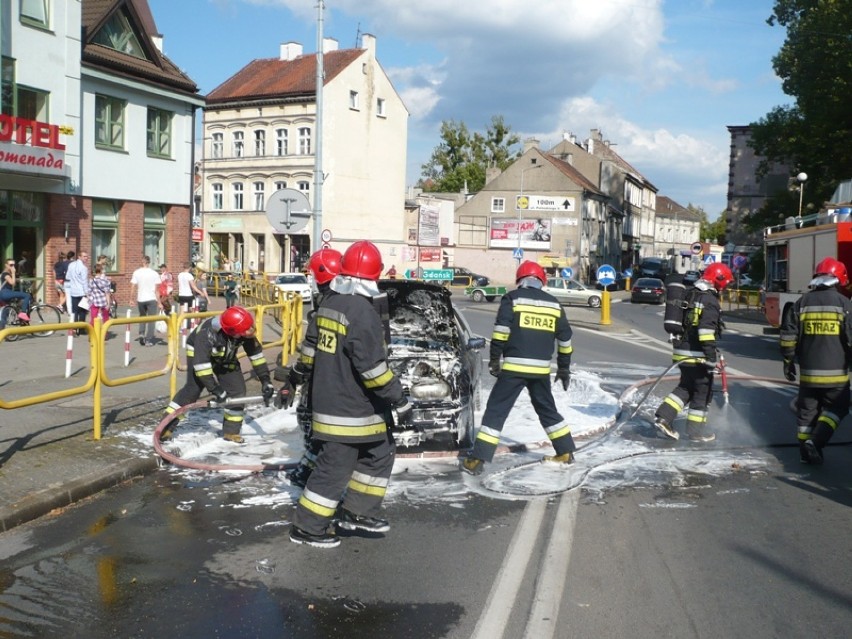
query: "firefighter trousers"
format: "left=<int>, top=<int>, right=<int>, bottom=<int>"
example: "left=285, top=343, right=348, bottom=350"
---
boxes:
left=164, top=357, right=248, bottom=436
left=655, top=364, right=713, bottom=428
left=472, top=374, right=575, bottom=463
left=293, top=435, right=395, bottom=536
left=795, top=384, right=850, bottom=448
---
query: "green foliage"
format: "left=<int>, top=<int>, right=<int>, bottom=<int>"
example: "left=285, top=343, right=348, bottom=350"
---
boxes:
left=420, top=116, right=521, bottom=192
left=747, top=0, right=852, bottom=231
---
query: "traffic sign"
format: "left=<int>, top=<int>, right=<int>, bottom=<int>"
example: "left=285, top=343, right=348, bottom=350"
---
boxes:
left=422, top=269, right=452, bottom=280
left=703, top=255, right=716, bottom=265
left=516, top=195, right=574, bottom=212
left=265, top=188, right=311, bottom=234
left=512, top=247, right=524, bottom=260
left=623, top=268, right=633, bottom=278
left=597, top=264, right=617, bottom=286
left=732, top=254, right=747, bottom=270
left=321, top=229, right=333, bottom=243
left=691, top=242, right=703, bottom=255
left=561, top=267, right=573, bottom=279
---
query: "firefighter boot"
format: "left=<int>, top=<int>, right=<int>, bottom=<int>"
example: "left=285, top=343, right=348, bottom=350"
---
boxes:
left=687, top=422, right=716, bottom=443
left=802, top=439, right=823, bottom=465
left=289, top=526, right=340, bottom=549
left=461, top=456, right=485, bottom=476
left=159, top=417, right=180, bottom=442
left=222, top=432, right=245, bottom=444
left=543, top=452, right=575, bottom=463
left=336, top=508, right=390, bottom=533
left=654, top=418, right=680, bottom=440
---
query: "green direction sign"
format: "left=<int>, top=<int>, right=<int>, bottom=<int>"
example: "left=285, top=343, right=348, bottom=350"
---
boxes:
left=422, top=269, right=452, bottom=280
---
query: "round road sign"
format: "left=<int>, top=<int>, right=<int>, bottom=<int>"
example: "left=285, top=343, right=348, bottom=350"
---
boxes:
left=691, top=242, right=703, bottom=255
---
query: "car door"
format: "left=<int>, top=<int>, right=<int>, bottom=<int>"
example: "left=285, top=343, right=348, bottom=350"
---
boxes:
left=545, top=278, right=569, bottom=304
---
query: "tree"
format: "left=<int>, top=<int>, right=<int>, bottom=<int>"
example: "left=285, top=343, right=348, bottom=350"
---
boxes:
left=420, top=116, right=521, bottom=193
left=746, top=0, right=852, bottom=231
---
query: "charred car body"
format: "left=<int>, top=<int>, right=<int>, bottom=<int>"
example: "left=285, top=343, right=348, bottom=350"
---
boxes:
left=381, top=280, right=486, bottom=448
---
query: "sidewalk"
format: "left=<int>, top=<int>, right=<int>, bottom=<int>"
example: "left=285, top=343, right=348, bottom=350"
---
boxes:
left=0, top=296, right=277, bottom=532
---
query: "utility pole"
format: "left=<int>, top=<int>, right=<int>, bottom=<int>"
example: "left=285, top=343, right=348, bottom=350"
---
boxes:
left=312, top=0, right=325, bottom=250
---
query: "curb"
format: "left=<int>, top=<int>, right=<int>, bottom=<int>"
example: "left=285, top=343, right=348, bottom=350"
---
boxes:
left=0, top=455, right=160, bottom=533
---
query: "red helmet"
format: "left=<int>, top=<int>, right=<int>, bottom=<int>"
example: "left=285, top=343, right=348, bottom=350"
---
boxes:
left=340, top=241, right=383, bottom=281
left=220, top=306, right=255, bottom=338
left=516, top=260, right=547, bottom=285
left=814, top=257, right=849, bottom=286
left=702, top=263, right=734, bottom=291
left=308, top=248, right=342, bottom=285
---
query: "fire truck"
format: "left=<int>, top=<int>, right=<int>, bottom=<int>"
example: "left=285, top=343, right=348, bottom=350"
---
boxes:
left=764, top=206, right=852, bottom=327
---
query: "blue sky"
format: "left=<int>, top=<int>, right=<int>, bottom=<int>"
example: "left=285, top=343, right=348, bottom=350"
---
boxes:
left=148, top=0, right=791, bottom=219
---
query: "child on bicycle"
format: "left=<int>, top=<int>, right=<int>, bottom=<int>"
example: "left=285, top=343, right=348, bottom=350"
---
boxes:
left=0, top=258, right=32, bottom=326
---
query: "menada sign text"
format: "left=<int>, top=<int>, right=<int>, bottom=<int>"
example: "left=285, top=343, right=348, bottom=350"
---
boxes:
left=0, top=115, right=67, bottom=177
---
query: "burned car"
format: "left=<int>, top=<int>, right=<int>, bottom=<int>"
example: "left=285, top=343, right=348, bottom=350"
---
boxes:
left=381, top=280, right=486, bottom=448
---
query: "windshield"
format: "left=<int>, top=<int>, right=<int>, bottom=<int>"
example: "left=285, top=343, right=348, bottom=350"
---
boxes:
left=276, top=274, right=307, bottom=285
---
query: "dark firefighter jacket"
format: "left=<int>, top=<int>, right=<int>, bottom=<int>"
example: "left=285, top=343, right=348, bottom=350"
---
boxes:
left=490, top=286, right=572, bottom=377
left=301, top=292, right=404, bottom=443
left=780, top=285, right=852, bottom=387
left=671, top=282, right=722, bottom=366
left=187, top=317, right=270, bottom=391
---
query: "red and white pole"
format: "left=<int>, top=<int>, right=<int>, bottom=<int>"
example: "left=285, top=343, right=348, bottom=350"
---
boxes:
left=65, top=327, right=74, bottom=378
left=124, top=309, right=131, bottom=367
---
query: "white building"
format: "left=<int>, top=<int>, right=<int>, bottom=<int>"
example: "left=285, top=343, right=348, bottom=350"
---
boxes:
left=198, top=35, right=409, bottom=274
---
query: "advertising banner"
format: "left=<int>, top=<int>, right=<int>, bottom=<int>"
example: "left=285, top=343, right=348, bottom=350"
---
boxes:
left=490, top=218, right=552, bottom=250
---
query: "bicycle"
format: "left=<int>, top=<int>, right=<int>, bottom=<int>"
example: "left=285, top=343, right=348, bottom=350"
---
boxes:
left=0, top=295, right=63, bottom=340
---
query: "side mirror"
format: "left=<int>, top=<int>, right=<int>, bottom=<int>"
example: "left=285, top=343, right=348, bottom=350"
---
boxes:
left=468, top=336, right=486, bottom=350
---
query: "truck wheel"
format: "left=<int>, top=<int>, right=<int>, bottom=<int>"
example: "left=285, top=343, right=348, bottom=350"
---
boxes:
left=486, top=295, right=496, bottom=302
left=472, top=289, right=485, bottom=303
left=588, top=296, right=602, bottom=308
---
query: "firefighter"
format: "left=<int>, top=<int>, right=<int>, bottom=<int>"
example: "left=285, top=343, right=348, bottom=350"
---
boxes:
left=461, top=260, right=575, bottom=476
left=290, top=240, right=411, bottom=549
left=653, top=262, right=733, bottom=442
left=160, top=306, right=275, bottom=443
left=780, top=257, right=852, bottom=465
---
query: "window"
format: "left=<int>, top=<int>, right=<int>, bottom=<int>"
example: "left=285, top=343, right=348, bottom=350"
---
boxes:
left=376, top=98, right=386, bottom=117
left=276, top=129, right=288, bottom=156
left=274, top=181, right=287, bottom=191
left=459, top=215, right=488, bottom=246
left=233, top=182, right=243, bottom=210
left=212, top=183, right=223, bottom=210
left=93, top=9, right=146, bottom=59
left=146, top=107, right=172, bottom=158
left=253, top=181, right=265, bottom=211
left=254, top=129, right=265, bottom=156
left=233, top=131, right=244, bottom=158
left=16, top=86, right=48, bottom=122
left=1, top=58, right=14, bottom=116
left=20, top=0, right=48, bottom=27
left=297, top=181, right=310, bottom=193
left=491, top=197, right=505, bottom=213
left=143, top=204, right=166, bottom=266
left=349, top=90, right=359, bottom=110
left=92, top=200, right=119, bottom=269
left=298, top=127, right=311, bottom=155
left=211, top=132, right=223, bottom=159
left=95, top=95, right=125, bottom=150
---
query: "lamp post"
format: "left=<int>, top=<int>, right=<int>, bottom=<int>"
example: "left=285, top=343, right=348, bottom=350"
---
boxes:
left=517, top=164, right=543, bottom=264
left=796, top=172, right=808, bottom=217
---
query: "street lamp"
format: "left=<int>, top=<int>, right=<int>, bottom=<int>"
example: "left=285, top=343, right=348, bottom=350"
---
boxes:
left=517, top=164, right=543, bottom=263
left=796, top=172, right=808, bottom=217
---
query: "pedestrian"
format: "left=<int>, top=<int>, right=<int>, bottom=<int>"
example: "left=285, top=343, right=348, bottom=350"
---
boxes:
left=461, top=261, right=576, bottom=476
left=86, top=263, right=113, bottom=328
left=384, top=264, right=397, bottom=279
left=780, top=257, right=852, bottom=465
left=194, top=266, right=209, bottom=312
left=130, top=255, right=162, bottom=346
left=16, top=250, right=32, bottom=277
left=53, top=251, right=69, bottom=311
left=232, top=257, right=242, bottom=273
left=65, top=251, right=90, bottom=329
left=652, top=263, right=733, bottom=442
left=0, top=257, right=32, bottom=325
left=160, top=306, right=275, bottom=443
left=289, top=240, right=411, bottom=549
left=223, top=273, right=239, bottom=308
left=177, top=262, right=208, bottom=326
left=158, top=264, right=174, bottom=314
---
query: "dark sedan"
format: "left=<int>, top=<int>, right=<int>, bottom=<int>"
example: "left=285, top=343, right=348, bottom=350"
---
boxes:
left=381, top=280, right=486, bottom=449
left=630, top=277, right=666, bottom=304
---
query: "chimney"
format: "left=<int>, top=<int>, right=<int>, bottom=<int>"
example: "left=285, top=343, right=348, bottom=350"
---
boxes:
left=361, top=33, right=376, bottom=55
left=280, top=42, right=303, bottom=61
left=323, top=38, right=338, bottom=53
left=523, top=137, right=540, bottom=153
left=151, top=34, right=163, bottom=53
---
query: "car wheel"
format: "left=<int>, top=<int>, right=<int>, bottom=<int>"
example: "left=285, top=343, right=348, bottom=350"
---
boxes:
left=588, top=296, right=602, bottom=308
left=456, top=400, right=476, bottom=449
left=472, top=289, right=485, bottom=303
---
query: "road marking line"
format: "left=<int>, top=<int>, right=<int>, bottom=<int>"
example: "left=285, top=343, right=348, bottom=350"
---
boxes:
left=523, top=489, right=580, bottom=639
left=471, top=498, right=547, bottom=639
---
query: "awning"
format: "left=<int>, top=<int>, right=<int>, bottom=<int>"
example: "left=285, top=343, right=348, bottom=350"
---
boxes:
left=537, top=254, right=571, bottom=268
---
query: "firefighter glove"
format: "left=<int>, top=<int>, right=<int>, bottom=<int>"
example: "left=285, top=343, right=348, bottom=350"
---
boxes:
left=261, top=380, right=276, bottom=406
left=392, top=398, right=413, bottom=427
left=289, top=362, right=310, bottom=386
left=489, top=357, right=501, bottom=377
left=783, top=359, right=797, bottom=382
left=274, top=379, right=296, bottom=409
left=211, top=386, right=228, bottom=404
left=554, top=368, right=571, bottom=390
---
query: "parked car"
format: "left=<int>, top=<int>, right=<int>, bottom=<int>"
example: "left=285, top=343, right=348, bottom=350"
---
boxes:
left=638, top=258, right=670, bottom=279
left=544, top=278, right=602, bottom=307
left=630, top=277, right=666, bottom=304
left=450, top=266, right=490, bottom=287
left=381, top=280, right=486, bottom=448
left=595, top=271, right=627, bottom=291
left=272, top=272, right=312, bottom=303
